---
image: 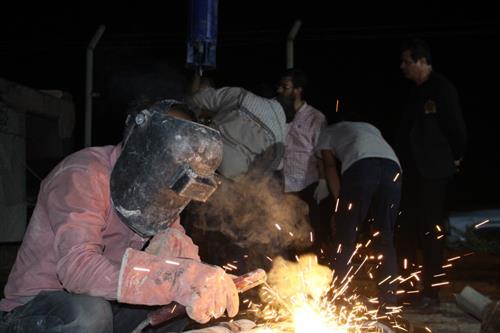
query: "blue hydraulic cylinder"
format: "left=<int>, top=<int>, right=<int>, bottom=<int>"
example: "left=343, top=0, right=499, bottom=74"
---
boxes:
left=186, top=0, right=218, bottom=71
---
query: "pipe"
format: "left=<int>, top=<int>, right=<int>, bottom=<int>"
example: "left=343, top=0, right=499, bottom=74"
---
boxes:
left=85, top=25, right=106, bottom=147
left=286, top=20, right=302, bottom=69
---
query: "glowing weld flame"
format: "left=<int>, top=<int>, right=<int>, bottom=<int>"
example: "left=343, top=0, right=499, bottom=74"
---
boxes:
left=246, top=227, right=465, bottom=332
left=251, top=254, right=400, bottom=332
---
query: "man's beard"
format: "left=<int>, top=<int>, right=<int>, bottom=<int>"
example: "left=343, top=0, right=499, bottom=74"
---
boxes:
left=276, top=95, right=295, bottom=123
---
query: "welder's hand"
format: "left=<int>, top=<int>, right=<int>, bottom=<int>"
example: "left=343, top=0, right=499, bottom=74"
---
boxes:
left=117, top=249, right=238, bottom=324
left=145, top=228, right=200, bottom=261
left=175, top=260, right=239, bottom=323
left=313, top=179, right=329, bottom=204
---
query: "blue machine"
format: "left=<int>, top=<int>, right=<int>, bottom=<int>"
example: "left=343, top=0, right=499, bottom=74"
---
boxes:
left=186, top=0, right=218, bottom=72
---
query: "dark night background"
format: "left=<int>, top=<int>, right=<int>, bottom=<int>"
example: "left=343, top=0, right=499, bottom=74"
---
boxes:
left=1, top=1, right=499, bottom=212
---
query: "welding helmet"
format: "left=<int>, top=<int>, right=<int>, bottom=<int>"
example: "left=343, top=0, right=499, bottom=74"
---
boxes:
left=111, top=100, right=223, bottom=237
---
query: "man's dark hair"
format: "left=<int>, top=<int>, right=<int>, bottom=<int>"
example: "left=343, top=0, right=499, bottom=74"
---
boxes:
left=400, top=38, right=432, bottom=65
left=282, top=68, right=308, bottom=95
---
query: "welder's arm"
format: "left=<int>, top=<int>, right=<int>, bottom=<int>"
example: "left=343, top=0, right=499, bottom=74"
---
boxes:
left=118, top=249, right=239, bottom=324
left=46, top=167, right=121, bottom=299
left=321, top=150, right=341, bottom=200
left=145, top=220, right=200, bottom=261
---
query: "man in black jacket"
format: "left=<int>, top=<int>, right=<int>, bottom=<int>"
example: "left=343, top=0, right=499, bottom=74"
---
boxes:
left=396, top=38, right=467, bottom=310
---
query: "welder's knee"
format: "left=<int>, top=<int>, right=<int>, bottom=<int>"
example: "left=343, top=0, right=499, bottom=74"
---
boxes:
left=64, top=294, right=113, bottom=333
left=0, top=292, right=113, bottom=333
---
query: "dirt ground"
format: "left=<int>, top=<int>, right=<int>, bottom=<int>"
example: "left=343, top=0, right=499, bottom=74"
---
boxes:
left=410, top=249, right=500, bottom=332
left=348, top=248, right=500, bottom=332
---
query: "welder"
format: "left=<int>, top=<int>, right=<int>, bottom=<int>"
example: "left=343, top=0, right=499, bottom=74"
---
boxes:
left=0, top=100, right=239, bottom=333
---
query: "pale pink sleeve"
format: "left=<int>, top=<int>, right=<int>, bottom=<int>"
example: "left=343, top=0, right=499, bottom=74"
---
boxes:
left=44, top=166, right=120, bottom=300
left=146, top=217, right=200, bottom=261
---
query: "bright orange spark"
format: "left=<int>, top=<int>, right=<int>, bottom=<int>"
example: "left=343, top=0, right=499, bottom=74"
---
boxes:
left=474, top=219, right=490, bottom=229
left=133, top=267, right=150, bottom=272
left=431, top=281, right=450, bottom=287
left=378, top=275, right=392, bottom=285
left=393, top=173, right=400, bottom=182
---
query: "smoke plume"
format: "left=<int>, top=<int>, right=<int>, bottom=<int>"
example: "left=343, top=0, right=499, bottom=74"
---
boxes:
left=183, top=168, right=313, bottom=271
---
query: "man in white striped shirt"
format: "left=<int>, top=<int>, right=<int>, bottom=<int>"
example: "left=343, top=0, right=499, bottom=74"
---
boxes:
left=276, top=69, right=329, bottom=253
left=184, top=74, right=296, bottom=274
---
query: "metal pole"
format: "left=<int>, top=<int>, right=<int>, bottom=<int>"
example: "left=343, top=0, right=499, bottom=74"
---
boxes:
left=85, top=25, right=105, bottom=147
left=286, top=20, right=302, bottom=69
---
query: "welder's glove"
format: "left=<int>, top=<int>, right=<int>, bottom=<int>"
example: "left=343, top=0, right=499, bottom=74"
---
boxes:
left=118, top=248, right=239, bottom=324
left=145, top=228, right=200, bottom=261
left=313, top=179, right=329, bottom=204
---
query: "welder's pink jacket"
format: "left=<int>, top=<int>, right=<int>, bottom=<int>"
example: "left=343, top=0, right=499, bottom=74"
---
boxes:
left=0, top=145, right=194, bottom=312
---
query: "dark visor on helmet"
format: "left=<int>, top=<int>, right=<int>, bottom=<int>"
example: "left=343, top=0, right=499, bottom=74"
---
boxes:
left=170, top=164, right=218, bottom=202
